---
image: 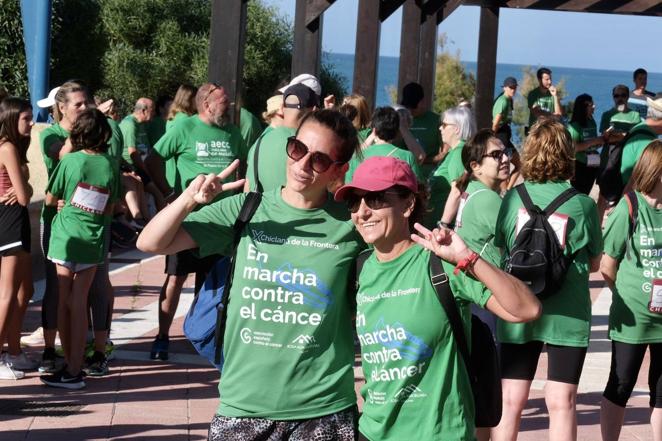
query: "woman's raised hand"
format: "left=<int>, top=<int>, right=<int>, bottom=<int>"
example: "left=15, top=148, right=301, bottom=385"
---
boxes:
left=184, top=159, right=245, bottom=205
left=411, top=222, right=473, bottom=265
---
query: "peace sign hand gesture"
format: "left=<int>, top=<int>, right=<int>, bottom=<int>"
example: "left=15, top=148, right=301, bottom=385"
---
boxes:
left=410, top=222, right=473, bottom=265
left=184, top=159, right=246, bottom=205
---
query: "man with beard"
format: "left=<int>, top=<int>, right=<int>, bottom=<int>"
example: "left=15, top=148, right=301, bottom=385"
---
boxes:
left=145, top=83, right=244, bottom=360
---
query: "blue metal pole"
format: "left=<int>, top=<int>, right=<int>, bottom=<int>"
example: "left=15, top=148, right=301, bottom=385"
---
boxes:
left=20, top=0, right=53, bottom=122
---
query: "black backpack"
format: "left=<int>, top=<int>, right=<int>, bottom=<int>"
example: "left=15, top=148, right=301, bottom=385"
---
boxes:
left=505, top=184, right=578, bottom=298
left=355, top=251, right=502, bottom=428
left=598, top=125, right=656, bottom=203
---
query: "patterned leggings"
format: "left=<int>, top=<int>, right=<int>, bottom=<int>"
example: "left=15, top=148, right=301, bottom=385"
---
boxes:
left=208, top=406, right=358, bottom=441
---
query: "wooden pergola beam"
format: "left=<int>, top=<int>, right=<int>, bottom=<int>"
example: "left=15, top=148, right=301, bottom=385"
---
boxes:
left=505, top=0, right=662, bottom=15
left=418, top=11, right=438, bottom=110
left=305, top=0, right=336, bottom=27
left=353, top=0, right=381, bottom=109
left=474, top=3, right=500, bottom=129
left=292, top=0, right=323, bottom=77
left=437, top=0, right=463, bottom=23
left=380, top=0, right=407, bottom=22
left=208, top=0, right=247, bottom=124
left=397, top=0, right=422, bottom=103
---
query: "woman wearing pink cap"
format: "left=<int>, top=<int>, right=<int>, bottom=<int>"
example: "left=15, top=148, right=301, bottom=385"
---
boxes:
left=334, top=156, right=540, bottom=441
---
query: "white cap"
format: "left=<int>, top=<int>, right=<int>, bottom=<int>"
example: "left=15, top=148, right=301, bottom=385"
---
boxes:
left=278, top=73, right=321, bottom=97
left=37, top=87, right=61, bottom=108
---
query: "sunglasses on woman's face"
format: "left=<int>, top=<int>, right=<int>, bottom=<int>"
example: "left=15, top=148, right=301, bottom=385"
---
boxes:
left=481, top=149, right=508, bottom=161
left=345, top=190, right=402, bottom=214
left=286, top=137, right=343, bottom=173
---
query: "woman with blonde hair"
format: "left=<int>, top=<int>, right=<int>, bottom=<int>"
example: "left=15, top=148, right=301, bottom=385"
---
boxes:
left=342, top=94, right=371, bottom=141
left=600, top=140, right=662, bottom=441
left=167, top=84, right=198, bottom=128
left=491, top=118, right=603, bottom=441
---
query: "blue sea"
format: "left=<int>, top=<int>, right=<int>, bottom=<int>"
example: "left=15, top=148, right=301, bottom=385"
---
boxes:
left=324, top=52, right=662, bottom=118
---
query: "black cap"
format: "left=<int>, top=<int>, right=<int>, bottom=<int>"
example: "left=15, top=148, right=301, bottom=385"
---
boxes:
left=283, top=83, right=319, bottom=109
left=401, top=82, right=424, bottom=109
left=503, top=77, right=518, bottom=88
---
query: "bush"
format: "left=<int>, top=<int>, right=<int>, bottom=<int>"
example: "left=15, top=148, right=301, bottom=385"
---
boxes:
left=0, top=0, right=29, bottom=97
left=433, top=35, right=475, bottom=114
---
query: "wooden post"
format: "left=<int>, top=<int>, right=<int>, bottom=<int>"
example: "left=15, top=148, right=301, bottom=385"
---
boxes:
left=418, top=12, right=438, bottom=111
left=208, top=0, right=247, bottom=124
left=353, top=0, right=381, bottom=110
left=293, top=0, right=323, bottom=78
left=475, top=4, right=500, bottom=129
left=397, top=0, right=421, bottom=104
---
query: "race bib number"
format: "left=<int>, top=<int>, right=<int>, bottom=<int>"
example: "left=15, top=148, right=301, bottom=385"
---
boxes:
left=586, top=153, right=601, bottom=168
left=71, top=182, right=109, bottom=215
left=649, top=279, right=662, bottom=314
left=455, top=192, right=469, bottom=228
left=516, top=208, right=569, bottom=248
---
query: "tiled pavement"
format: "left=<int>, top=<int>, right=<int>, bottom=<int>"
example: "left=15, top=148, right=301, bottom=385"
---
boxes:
left=0, top=252, right=654, bottom=440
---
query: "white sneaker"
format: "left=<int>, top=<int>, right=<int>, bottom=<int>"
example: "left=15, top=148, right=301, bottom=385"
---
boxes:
left=4, top=352, right=39, bottom=370
left=0, top=361, right=25, bottom=380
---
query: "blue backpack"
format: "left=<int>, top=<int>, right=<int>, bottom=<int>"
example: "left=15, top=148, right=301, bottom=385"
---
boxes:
left=183, top=134, right=264, bottom=369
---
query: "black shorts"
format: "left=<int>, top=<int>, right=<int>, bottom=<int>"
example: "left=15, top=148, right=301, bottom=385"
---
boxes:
left=165, top=249, right=220, bottom=277
left=0, top=203, right=30, bottom=256
left=500, top=341, right=588, bottom=385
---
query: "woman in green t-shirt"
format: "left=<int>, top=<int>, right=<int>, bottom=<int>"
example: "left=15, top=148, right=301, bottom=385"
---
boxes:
left=492, top=119, right=603, bottom=441
left=335, top=156, right=540, bottom=441
left=568, top=94, right=607, bottom=195
left=426, top=106, right=477, bottom=228
left=600, top=141, right=662, bottom=441
left=41, top=109, right=120, bottom=390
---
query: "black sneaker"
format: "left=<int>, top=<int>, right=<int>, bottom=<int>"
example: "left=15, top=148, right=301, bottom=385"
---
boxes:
left=38, top=347, right=64, bottom=374
left=150, top=335, right=169, bottom=360
left=41, top=369, right=86, bottom=390
left=83, top=351, right=109, bottom=377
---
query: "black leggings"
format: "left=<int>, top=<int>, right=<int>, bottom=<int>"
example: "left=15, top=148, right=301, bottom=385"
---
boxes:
left=500, top=341, right=588, bottom=385
left=603, top=340, right=662, bottom=408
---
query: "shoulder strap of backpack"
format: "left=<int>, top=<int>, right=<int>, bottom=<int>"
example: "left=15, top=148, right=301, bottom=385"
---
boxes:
left=429, top=254, right=476, bottom=387
left=515, top=184, right=538, bottom=213
left=542, top=187, right=579, bottom=218
left=253, top=133, right=265, bottom=193
left=624, top=191, right=638, bottom=260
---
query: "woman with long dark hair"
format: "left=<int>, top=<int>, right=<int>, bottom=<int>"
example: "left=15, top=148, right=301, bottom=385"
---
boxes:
left=568, top=93, right=607, bottom=194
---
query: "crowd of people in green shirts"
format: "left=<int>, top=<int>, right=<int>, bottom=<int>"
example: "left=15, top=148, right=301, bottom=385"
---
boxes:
left=0, top=67, right=660, bottom=441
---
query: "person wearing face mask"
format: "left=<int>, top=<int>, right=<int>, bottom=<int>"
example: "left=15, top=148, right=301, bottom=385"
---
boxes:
left=138, top=109, right=363, bottom=440
left=144, top=83, right=245, bottom=361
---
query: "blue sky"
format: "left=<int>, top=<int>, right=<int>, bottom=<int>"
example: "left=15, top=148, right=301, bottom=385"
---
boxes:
left=264, top=1, right=662, bottom=73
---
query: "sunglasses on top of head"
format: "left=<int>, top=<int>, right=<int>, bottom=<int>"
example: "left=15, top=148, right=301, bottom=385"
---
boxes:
left=345, top=190, right=404, bottom=214
left=286, top=136, right=344, bottom=173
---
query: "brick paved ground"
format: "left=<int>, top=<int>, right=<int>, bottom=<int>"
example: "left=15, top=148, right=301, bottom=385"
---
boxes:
left=0, top=253, right=654, bottom=440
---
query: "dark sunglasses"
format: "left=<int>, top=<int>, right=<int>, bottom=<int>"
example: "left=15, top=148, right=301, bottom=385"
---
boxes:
left=286, top=137, right=343, bottom=173
left=345, top=190, right=403, bottom=214
left=482, top=149, right=509, bottom=161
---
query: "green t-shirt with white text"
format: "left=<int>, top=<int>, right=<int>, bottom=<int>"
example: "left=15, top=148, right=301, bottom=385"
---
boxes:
left=527, top=88, right=555, bottom=126
left=245, top=126, right=295, bottom=192
left=39, top=123, right=69, bottom=225
left=357, top=245, right=490, bottom=441
left=495, top=181, right=603, bottom=347
left=603, top=193, right=662, bottom=344
left=182, top=189, right=363, bottom=419
left=119, top=114, right=151, bottom=164
left=567, top=119, right=598, bottom=165
left=153, top=115, right=243, bottom=197
left=46, top=151, right=120, bottom=264
left=621, top=122, right=657, bottom=185
left=426, top=140, right=466, bottom=228
left=346, top=143, right=422, bottom=183
left=164, top=112, right=192, bottom=189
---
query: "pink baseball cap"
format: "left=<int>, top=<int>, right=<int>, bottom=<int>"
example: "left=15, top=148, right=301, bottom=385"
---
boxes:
left=334, top=156, right=418, bottom=202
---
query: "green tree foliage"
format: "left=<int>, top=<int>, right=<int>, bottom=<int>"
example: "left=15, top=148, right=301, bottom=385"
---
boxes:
left=0, top=0, right=28, bottom=97
left=512, top=66, right=573, bottom=141
left=433, top=35, right=475, bottom=114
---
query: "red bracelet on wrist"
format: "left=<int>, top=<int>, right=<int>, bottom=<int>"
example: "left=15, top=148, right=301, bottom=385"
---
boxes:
left=453, top=251, right=480, bottom=275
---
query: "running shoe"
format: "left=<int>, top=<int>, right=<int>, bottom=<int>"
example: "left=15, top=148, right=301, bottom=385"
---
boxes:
left=41, top=370, right=86, bottom=390
left=4, top=352, right=39, bottom=370
left=0, top=361, right=25, bottom=380
left=105, top=340, right=115, bottom=361
left=39, top=347, right=65, bottom=374
left=83, top=351, right=109, bottom=377
left=150, top=335, right=169, bottom=361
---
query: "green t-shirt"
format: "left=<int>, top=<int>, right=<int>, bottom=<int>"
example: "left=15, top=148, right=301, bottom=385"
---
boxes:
left=39, top=123, right=69, bottom=225
left=164, top=112, right=191, bottom=191
left=240, top=107, right=263, bottom=160
left=599, top=108, right=642, bottom=134
left=527, top=88, right=555, bottom=126
left=46, top=151, right=120, bottom=264
left=426, top=140, right=466, bottom=228
left=245, top=126, right=295, bottom=192
left=621, top=122, right=657, bottom=185
left=495, top=181, right=603, bottom=347
left=357, top=245, right=490, bottom=441
left=153, top=115, right=243, bottom=197
left=107, top=117, right=124, bottom=163
left=567, top=119, right=598, bottom=165
left=346, top=143, right=422, bottom=184
left=119, top=114, right=151, bottom=164
left=146, top=116, right=166, bottom=147
left=603, top=193, right=662, bottom=344
left=358, top=127, right=371, bottom=144
left=455, top=180, right=502, bottom=267
left=410, top=110, right=441, bottom=179
left=182, top=189, right=363, bottom=419
left=492, top=93, right=513, bottom=127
